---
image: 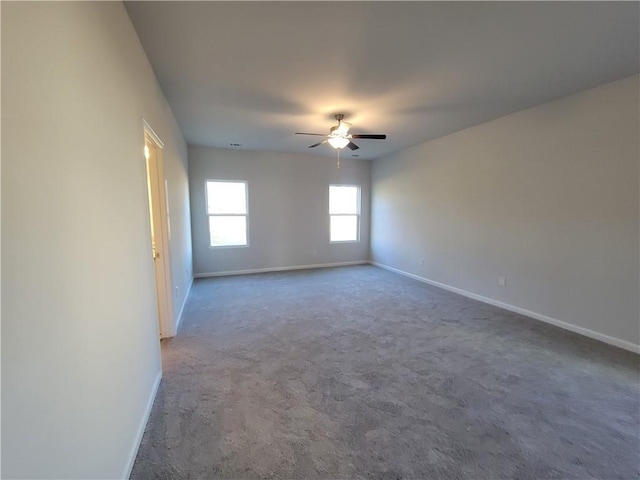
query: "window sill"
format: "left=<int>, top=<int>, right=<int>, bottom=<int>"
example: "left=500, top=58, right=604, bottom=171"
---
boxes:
left=209, top=244, right=249, bottom=249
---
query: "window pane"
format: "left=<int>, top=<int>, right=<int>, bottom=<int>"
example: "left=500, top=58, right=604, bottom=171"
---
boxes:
left=209, top=216, right=247, bottom=246
left=207, top=181, right=247, bottom=214
left=330, top=186, right=358, bottom=214
left=330, top=215, right=358, bottom=242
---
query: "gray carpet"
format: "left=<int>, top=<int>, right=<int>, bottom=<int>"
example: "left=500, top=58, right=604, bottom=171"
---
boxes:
left=131, top=265, right=639, bottom=479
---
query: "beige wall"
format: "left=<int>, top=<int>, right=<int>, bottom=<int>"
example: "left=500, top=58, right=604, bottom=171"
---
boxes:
left=2, top=2, right=191, bottom=478
left=189, top=146, right=371, bottom=275
left=371, top=75, right=639, bottom=351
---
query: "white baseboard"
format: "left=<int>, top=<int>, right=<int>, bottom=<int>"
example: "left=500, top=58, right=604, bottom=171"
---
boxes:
left=175, top=276, right=193, bottom=333
left=370, top=261, right=640, bottom=354
left=123, top=370, right=162, bottom=479
left=194, top=260, right=368, bottom=278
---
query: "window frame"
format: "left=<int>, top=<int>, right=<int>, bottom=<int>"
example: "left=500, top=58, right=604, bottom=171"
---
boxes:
left=205, top=179, right=249, bottom=249
left=329, top=184, right=361, bottom=244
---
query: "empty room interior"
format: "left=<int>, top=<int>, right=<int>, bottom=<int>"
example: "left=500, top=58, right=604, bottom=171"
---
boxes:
left=2, top=1, right=639, bottom=479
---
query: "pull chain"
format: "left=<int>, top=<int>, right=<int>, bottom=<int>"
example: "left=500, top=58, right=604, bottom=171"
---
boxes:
left=337, top=148, right=341, bottom=169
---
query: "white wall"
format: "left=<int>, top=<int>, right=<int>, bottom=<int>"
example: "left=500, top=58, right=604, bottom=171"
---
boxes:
left=2, top=2, right=191, bottom=478
left=189, top=146, right=371, bottom=275
left=371, top=75, right=639, bottom=351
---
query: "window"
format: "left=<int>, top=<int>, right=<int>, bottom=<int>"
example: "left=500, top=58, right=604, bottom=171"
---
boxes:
left=330, top=185, right=360, bottom=242
left=206, top=180, right=248, bottom=247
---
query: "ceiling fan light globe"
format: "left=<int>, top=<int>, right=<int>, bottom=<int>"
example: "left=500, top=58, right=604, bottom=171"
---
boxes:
left=328, top=136, right=350, bottom=149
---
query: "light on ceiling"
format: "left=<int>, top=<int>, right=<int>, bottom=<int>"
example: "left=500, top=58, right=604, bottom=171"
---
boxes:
left=328, top=136, right=350, bottom=149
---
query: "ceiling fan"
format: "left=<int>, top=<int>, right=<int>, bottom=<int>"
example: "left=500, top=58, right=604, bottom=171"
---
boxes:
left=295, top=114, right=387, bottom=150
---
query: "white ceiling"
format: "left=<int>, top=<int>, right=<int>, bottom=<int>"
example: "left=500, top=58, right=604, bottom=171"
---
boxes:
left=125, top=1, right=639, bottom=160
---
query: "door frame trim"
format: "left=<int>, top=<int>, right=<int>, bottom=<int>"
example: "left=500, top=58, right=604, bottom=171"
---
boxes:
left=143, top=120, right=175, bottom=338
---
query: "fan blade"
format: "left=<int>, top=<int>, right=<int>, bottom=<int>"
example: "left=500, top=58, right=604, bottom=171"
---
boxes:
left=295, top=132, right=327, bottom=136
left=308, top=140, right=328, bottom=148
left=347, top=141, right=360, bottom=151
left=350, top=134, right=387, bottom=139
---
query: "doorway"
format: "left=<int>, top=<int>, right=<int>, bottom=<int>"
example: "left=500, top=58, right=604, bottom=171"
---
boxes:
left=144, top=121, right=174, bottom=339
